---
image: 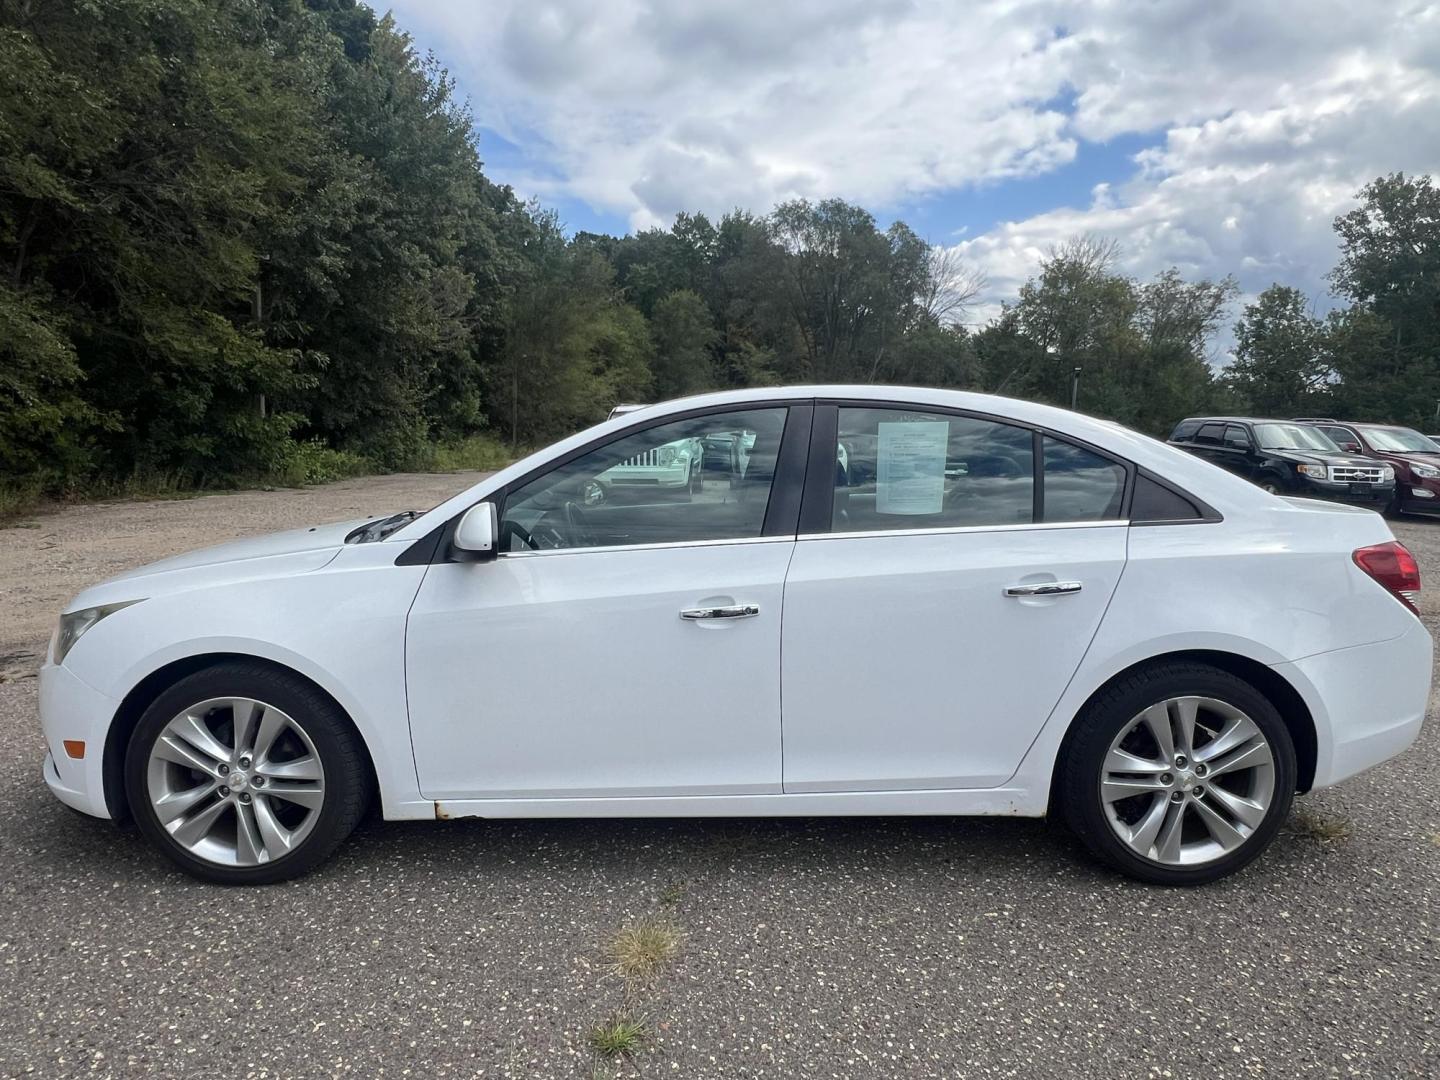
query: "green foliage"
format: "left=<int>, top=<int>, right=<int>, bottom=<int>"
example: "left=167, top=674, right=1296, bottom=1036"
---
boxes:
left=0, top=0, right=1434, bottom=495
left=1224, top=286, right=1328, bottom=415
left=650, top=290, right=718, bottom=398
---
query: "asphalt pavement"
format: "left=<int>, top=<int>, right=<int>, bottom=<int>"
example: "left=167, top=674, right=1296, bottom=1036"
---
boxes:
left=1, top=485, right=1436, bottom=1078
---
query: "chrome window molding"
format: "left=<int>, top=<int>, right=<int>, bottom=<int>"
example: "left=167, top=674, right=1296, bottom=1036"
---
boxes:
left=497, top=534, right=795, bottom=559
left=798, top=519, right=1129, bottom=542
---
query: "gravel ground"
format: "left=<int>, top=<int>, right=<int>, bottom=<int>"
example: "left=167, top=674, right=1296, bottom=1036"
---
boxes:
left=1, top=479, right=1437, bottom=1078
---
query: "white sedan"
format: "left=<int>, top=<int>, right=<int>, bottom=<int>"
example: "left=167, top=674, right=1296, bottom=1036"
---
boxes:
left=39, top=387, right=1431, bottom=885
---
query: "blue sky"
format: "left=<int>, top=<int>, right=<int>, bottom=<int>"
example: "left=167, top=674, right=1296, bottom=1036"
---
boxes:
left=387, top=0, right=1440, bottom=348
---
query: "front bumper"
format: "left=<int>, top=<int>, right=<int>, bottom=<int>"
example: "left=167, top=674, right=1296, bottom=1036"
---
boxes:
left=1399, top=481, right=1440, bottom=513
left=1295, top=477, right=1394, bottom=507
left=38, top=661, right=119, bottom=819
left=1274, top=620, right=1432, bottom=789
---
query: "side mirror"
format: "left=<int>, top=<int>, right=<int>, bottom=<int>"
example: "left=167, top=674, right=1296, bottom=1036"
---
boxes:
left=1343, top=443, right=1361, bottom=453
left=453, top=502, right=499, bottom=561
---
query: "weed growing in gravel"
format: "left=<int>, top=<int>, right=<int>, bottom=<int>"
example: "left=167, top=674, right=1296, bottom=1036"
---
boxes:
left=1290, top=809, right=1353, bottom=843
left=609, top=917, right=681, bottom=981
left=589, top=1015, right=648, bottom=1058
left=658, top=882, right=686, bottom=906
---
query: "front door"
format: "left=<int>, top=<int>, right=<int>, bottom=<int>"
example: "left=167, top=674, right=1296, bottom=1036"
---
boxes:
left=781, top=405, right=1129, bottom=791
left=406, top=405, right=804, bottom=800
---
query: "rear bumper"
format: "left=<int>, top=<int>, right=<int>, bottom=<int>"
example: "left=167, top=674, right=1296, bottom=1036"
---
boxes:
left=38, top=661, right=118, bottom=819
left=1274, top=621, right=1433, bottom=790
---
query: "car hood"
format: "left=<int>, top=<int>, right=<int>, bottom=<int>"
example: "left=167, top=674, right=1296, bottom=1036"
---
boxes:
left=1265, top=448, right=1388, bottom=469
left=66, top=517, right=372, bottom=610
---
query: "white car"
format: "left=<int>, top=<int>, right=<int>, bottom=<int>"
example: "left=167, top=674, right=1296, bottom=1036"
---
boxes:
left=39, top=387, right=1431, bottom=885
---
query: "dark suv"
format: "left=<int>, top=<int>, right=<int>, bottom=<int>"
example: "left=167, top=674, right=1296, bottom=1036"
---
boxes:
left=1168, top=417, right=1395, bottom=507
left=1296, top=419, right=1440, bottom=515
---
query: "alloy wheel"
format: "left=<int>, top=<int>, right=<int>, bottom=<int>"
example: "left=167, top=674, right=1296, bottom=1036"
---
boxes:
left=145, top=697, right=326, bottom=867
left=1099, top=695, right=1275, bottom=867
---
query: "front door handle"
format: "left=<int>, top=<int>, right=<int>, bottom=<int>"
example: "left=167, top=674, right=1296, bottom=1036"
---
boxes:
left=680, top=604, right=760, bottom=620
left=1004, top=581, right=1083, bottom=597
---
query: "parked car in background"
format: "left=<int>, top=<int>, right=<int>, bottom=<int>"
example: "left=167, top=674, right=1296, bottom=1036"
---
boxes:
left=1168, top=417, right=1394, bottom=508
left=1297, top=419, right=1440, bottom=516
left=42, top=387, right=1430, bottom=888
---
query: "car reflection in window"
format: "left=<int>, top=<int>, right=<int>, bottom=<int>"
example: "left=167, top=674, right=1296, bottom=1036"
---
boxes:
left=501, top=409, right=787, bottom=552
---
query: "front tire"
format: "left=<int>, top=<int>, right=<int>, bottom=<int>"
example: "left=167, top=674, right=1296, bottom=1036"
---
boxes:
left=1058, top=662, right=1296, bottom=885
left=124, top=661, right=370, bottom=884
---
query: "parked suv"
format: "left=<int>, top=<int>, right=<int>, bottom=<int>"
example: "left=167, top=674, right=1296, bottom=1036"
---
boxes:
left=1297, top=419, right=1440, bottom=515
left=1168, top=417, right=1395, bottom=507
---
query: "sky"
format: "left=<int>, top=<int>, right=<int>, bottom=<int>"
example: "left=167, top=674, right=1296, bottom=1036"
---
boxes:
left=384, top=0, right=1440, bottom=346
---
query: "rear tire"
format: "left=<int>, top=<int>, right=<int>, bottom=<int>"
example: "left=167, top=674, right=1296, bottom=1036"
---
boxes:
left=1058, top=662, right=1296, bottom=886
left=124, top=661, right=370, bottom=885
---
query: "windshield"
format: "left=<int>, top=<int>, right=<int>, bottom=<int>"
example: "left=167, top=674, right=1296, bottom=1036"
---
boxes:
left=1359, top=426, right=1440, bottom=453
left=1254, top=423, right=1339, bottom=452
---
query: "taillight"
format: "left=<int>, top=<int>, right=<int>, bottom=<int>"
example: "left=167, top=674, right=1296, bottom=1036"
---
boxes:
left=1352, top=541, right=1421, bottom=615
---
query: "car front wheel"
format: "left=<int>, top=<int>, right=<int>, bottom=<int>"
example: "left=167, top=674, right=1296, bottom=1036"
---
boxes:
left=124, top=661, right=370, bottom=884
left=1058, top=662, right=1296, bottom=885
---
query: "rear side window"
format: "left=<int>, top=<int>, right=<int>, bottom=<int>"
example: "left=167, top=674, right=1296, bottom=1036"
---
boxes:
left=832, top=407, right=1033, bottom=531
left=1041, top=437, right=1126, bottom=521
left=1171, top=420, right=1202, bottom=442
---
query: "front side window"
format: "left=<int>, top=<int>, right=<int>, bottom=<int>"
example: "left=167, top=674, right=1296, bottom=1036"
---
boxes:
left=832, top=408, right=1034, bottom=531
left=1223, top=425, right=1251, bottom=450
left=500, top=408, right=787, bottom=551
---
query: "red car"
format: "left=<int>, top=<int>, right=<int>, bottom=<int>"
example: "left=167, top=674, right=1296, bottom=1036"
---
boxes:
left=1296, top=419, right=1440, bottom=515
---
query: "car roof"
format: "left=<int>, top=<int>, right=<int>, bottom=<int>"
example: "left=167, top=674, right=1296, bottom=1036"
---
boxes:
left=1177, top=416, right=1311, bottom=426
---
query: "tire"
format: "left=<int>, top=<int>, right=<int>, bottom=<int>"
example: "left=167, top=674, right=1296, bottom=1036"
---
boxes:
left=1057, top=662, right=1296, bottom=886
left=1259, top=479, right=1281, bottom=495
left=124, top=661, right=370, bottom=884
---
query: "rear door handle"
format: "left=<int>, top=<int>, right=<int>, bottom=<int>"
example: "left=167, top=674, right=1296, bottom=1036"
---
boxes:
left=1004, top=581, right=1083, bottom=597
left=680, top=604, right=760, bottom=620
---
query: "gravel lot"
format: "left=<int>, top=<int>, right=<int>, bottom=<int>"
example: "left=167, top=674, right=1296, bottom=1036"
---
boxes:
left=2, top=478, right=1437, bottom=1078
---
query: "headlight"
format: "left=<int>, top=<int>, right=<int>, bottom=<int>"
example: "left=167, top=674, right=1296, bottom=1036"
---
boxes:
left=656, top=447, right=678, bottom=466
left=52, top=600, right=144, bottom=666
left=1411, top=462, right=1439, bottom=478
left=1296, top=463, right=1327, bottom=479
left=1379, top=465, right=1395, bottom=481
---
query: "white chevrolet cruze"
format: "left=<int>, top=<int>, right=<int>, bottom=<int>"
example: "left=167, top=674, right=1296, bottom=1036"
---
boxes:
left=40, top=387, right=1432, bottom=885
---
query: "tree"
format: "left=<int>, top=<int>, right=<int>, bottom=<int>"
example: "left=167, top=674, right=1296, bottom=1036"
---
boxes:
left=1327, top=174, right=1440, bottom=425
left=1223, top=286, right=1327, bottom=415
left=650, top=290, right=718, bottom=398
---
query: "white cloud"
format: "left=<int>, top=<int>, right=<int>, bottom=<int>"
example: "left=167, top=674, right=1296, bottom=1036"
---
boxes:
left=390, top=0, right=1440, bottom=324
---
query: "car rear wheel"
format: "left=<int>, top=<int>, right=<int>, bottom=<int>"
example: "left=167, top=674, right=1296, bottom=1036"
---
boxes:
left=1058, top=662, right=1296, bottom=885
left=124, top=662, right=369, bottom=884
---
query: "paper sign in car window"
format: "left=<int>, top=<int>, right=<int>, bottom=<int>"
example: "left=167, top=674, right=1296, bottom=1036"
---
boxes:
left=876, top=421, right=949, bottom=514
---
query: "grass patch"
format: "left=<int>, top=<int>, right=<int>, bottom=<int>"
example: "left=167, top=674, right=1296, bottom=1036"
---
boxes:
left=0, top=481, right=44, bottom=525
left=609, top=917, right=681, bottom=982
left=427, top=433, right=525, bottom=472
left=588, top=1015, right=648, bottom=1059
left=1290, top=809, right=1353, bottom=844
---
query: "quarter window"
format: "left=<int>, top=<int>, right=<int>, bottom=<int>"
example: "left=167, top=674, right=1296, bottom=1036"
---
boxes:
left=500, top=408, right=788, bottom=551
left=832, top=407, right=1033, bottom=531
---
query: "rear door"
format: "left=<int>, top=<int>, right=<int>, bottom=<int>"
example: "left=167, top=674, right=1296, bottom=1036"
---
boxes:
left=779, top=403, right=1130, bottom=792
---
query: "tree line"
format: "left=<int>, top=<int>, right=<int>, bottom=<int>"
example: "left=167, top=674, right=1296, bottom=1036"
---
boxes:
left=3, top=0, right=1438, bottom=504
